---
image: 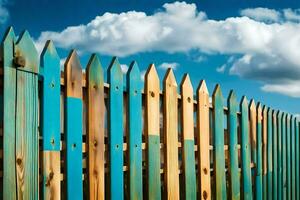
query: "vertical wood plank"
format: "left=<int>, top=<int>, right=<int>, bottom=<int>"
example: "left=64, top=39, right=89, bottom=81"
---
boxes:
left=262, top=106, right=268, bottom=200
left=197, top=80, right=211, bottom=200
left=108, top=57, right=124, bottom=200
left=212, top=84, right=227, bottom=200
left=1, top=27, right=17, bottom=200
left=273, top=111, right=278, bottom=200
left=282, top=113, right=287, bottom=199
left=267, top=108, right=273, bottom=199
left=295, top=119, right=300, bottom=200
left=286, top=114, right=291, bottom=200
left=163, top=69, right=179, bottom=200
left=41, top=40, right=61, bottom=200
left=249, top=100, right=257, bottom=169
left=240, top=96, right=252, bottom=199
left=86, top=54, right=105, bottom=200
left=145, top=64, right=161, bottom=200
left=64, top=50, right=83, bottom=200
left=127, top=61, right=143, bottom=200
left=277, top=112, right=283, bottom=200
left=15, top=30, right=39, bottom=199
left=256, top=103, right=263, bottom=200
left=291, top=115, right=296, bottom=200
left=181, top=74, right=196, bottom=200
left=227, top=90, right=240, bottom=200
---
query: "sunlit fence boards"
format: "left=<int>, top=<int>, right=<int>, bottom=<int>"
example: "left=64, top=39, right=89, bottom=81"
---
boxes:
left=0, top=27, right=299, bottom=199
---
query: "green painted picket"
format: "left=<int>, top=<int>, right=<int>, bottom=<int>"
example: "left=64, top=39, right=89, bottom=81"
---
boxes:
left=0, top=27, right=299, bottom=200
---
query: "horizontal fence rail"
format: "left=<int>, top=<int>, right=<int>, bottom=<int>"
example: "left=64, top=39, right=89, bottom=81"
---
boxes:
left=0, top=27, right=300, bottom=200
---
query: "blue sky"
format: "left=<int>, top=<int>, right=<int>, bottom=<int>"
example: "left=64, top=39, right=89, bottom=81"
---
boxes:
left=1, top=0, right=300, bottom=114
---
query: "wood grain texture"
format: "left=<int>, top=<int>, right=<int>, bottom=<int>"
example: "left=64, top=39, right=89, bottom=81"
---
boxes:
left=277, top=112, right=283, bottom=200
left=227, top=90, right=240, bottom=200
left=64, top=50, right=83, bottom=200
left=262, top=106, right=268, bottom=200
left=163, top=69, right=179, bottom=200
left=108, top=57, right=124, bottom=200
left=256, top=103, right=263, bottom=200
left=15, top=30, right=39, bottom=199
left=41, top=40, right=61, bottom=199
left=212, top=84, right=227, bottom=200
left=249, top=100, right=257, bottom=167
left=181, top=74, right=196, bottom=200
left=282, top=113, right=287, bottom=199
left=286, top=114, right=291, bottom=200
left=272, top=111, right=278, bottom=200
left=240, top=96, right=252, bottom=200
left=145, top=64, right=161, bottom=200
left=127, top=61, right=143, bottom=200
left=86, top=54, right=105, bottom=200
left=197, top=80, right=211, bottom=200
left=1, top=27, right=17, bottom=200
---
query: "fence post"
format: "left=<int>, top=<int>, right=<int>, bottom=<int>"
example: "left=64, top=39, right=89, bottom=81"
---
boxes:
left=145, top=64, right=161, bottom=200
left=277, top=111, right=283, bottom=200
left=291, top=115, right=296, bottom=199
left=286, top=114, right=291, bottom=199
left=296, top=120, right=300, bottom=200
left=266, top=108, right=273, bottom=199
left=272, top=111, right=278, bottom=200
left=181, top=74, right=197, bottom=200
left=163, top=69, right=179, bottom=199
left=262, top=106, right=268, bottom=200
left=1, top=27, right=17, bottom=200
left=41, top=40, right=61, bottom=199
left=249, top=100, right=257, bottom=172
left=197, top=80, right=211, bottom=200
left=108, top=57, right=124, bottom=200
left=212, top=84, right=227, bottom=200
left=127, top=61, right=143, bottom=200
left=64, top=50, right=83, bottom=200
left=256, top=103, right=263, bottom=200
left=86, top=54, right=105, bottom=200
left=282, top=113, right=287, bottom=199
left=227, top=90, right=240, bottom=199
left=15, top=30, right=39, bottom=199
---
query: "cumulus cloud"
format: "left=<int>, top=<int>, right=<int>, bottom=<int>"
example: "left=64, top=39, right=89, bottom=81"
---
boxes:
left=35, top=2, right=300, bottom=97
left=240, top=7, right=281, bottom=22
left=158, top=62, right=180, bottom=70
left=216, top=64, right=226, bottom=73
left=0, top=0, right=9, bottom=24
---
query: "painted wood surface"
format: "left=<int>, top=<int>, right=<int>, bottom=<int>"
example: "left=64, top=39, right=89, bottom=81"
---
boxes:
left=127, top=61, right=143, bottom=200
left=295, top=120, right=300, bottom=200
left=41, top=40, right=61, bottom=200
left=277, top=112, right=283, bottom=200
left=15, top=31, right=39, bottom=199
left=197, top=80, right=211, bottom=200
left=267, top=108, right=273, bottom=199
left=272, top=111, right=278, bottom=200
left=286, top=114, right=291, bottom=200
left=1, top=27, right=17, bottom=200
left=212, top=85, right=227, bottom=200
left=86, top=54, right=105, bottom=200
left=108, top=57, right=124, bottom=200
left=240, top=96, right=252, bottom=200
left=227, top=90, right=240, bottom=200
left=249, top=100, right=257, bottom=167
left=181, top=74, right=196, bottom=200
left=262, top=106, right=268, bottom=200
left=64, top=50, right=83, bottom=200
left=282, top=113, right=287, bottom=199
left=145, top=64, right=161, bottom=200
left=163, top=69, right=179, bottom=200
left=256, top=103, right=263, bottom=200
left=291, top=115, right=296, bottom=200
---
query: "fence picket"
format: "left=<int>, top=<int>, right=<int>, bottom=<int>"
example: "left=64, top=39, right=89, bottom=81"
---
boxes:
left=108, top=57, right=124, bottom=200
left=267, top=108, right=273, bottom=199
left=212, top=84, right=227, bottom=200
left=15, top=31, right=39, bottom=199
left=181, top=74, right=197, bottom=200
left=296, top=120, right=300, bottom=200
left=282, top=113, right=287, bottom=199
left=86, top=54, right=105, bottom=200
left=249, top=100, right=257, bottom=169
left=197, top=80, right=211, bottom=200
left=273, top=111, right=278, bottom=200
left=262, top=106, right=268, bottom=200
left=1, top=27, right=17, bottom=200
left=163, top=69, right=179, bottom=199
left=41, top=40, right=61, bottom=200
left=227, top=90, right=240, bottom=199
left=127, top=61, right=143, bottom=200
left=256, top=103, right=263, bottom=200
left=145, top=64, right=161, bottom=200
left=291, top=115, right=296, bottom=200
left=64, top=50, right=83, bottom=200
left=277, top=112, right=283, bottom=200
left=286, top=114, right=291, bottom=200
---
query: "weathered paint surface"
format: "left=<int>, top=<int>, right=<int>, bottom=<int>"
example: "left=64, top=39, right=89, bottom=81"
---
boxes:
left=295, top=120, right=300, bottom=200
left=256, top=103, right=263, bottom=200
left=227, top=90, right=240, bottom=200
left=212, top=85, right=227, bottom=200
left=127, top=62, right=143, bottom=200
left=291, top=116, right=296, bottom=200
left=272, top=111, right=278, bottom=200
left=108, top=57, right=124, bottom=200
left=41, top=40, right=61, bottom=199
left=2, top=27, right=17, bottom=200
left=267, top=108, right=273, bottom=199
left=262, top=106, right=268, bottom=200
left=286, top=114, right=291, bottom=200
left=277, top=112, right=282, bottom=200
left=282, top=113, right=287, bottom=199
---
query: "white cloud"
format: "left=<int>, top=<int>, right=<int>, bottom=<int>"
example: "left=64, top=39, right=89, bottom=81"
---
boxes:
left=120, top=64, right=129, bottom=74
left=261, top=80, right=300, bottom=97
left=216, top=64, right=226, bottom=73
left=240, top=7, right=281, bottom=22
left=35, top=2, right=300, bottom=97
left=283, top=8, right=300, bottom=22
left=0, top=0, right=9, bottom=24
left=158, top=62, right=179, bottom=70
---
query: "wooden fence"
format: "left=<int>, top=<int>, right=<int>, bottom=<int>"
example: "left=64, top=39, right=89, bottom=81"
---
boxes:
left=0, top=27, right=299, bottom=200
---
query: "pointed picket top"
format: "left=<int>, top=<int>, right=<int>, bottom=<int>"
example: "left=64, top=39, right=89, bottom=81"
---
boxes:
left=64, top=50, right=82, bottom=98
left=240, top=96, right=248, bottom=107
left=180, top=74, right=193, bottom=93
left=128, top=61, right=141, bottom=85
left=197, top=79, right=209, bottom=95
left=145, top=64, right=159, bottom=83
left=277, top=110, right=282, bottom=119
left=41, top=40, right=59, bottom=64
left=86, top=54, right=103, bottom=87
left=163, top=68, right=177, bottom=88
left=108, top=56, right=122, bottom=82
left=267, top=107, right=273, bottom=117
left=273, top=110, right=279, bottom=118
left=40, top=40, right=60, bottom=75
left=2, top=26, right=15, bottom=43
left=228, top=90, right=237, bottom=106
left=257, top=102, right=262, bottom=122
left=249, top=99, right=256, bottom=111
left=2, top=27, right=15, bottom=68
left=212, top=84, right=223, bottom=103
left=262, top=105, right=268, bottom=115
left=15, top=30, right=39, bottom=73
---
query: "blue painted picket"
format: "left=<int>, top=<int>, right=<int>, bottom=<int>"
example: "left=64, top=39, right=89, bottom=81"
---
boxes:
left=256, top=103, right=263, bottom=200
left=286, top=114, right=291, bottom=199
left=267, top=108, right=273, bottom=199
left=277, top=111, right=283, bottom=200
